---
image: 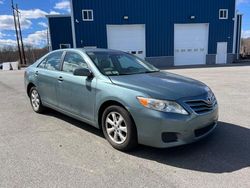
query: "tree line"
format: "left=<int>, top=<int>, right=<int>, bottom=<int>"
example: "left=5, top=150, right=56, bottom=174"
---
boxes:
left=241, top=38, right=250, bottom=59
left=0, top=46, right=49, bottom=66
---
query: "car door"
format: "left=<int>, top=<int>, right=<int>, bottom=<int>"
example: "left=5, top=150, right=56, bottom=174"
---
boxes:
left=57, top=51, right=97, bottom=122
left=36, top=51, right=64, bottom=108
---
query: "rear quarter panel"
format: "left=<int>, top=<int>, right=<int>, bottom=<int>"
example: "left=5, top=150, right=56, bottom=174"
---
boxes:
left=24, top=66, right=38, bottom=95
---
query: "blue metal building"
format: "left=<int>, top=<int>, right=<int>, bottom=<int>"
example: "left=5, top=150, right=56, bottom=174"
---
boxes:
left=46, top=15, right=73, bottom=50
left=47, top=0, right=242, bottom=67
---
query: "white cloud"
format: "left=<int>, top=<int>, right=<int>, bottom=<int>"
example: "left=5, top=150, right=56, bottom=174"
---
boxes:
left=0, top=0, right=4, bottom=5
left=0, top=32, right=6, bottom=38
left=19, top=9, right=62, bottom=19
left=49, top=10, right=60, bottom=15
left=0, top=15, right=32, bottom=30
left=0, top=8, right=63, bottom=32
left=19, top=9, right=48, bottom=19
left=54, top=0, right=71, bottom=12
left=0, top=39, right=17, bottom=48
left=0, top=6, right=62, bottom=48
left=38, top=22, right=48, bottom=28
left=0, top=30, right=47, bottom=48
left=242, top=30, right=250, bottom=38
left=23, top=30, right=47, bottom=47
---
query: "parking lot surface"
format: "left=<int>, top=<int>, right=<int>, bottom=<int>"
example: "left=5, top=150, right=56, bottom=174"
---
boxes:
left=0, top=66, right=249, bottom=188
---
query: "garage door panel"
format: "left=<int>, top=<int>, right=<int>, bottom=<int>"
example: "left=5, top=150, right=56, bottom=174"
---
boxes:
left=107, top=25, right=146, bottom=59
left=174, top=24, right=209, bottom=66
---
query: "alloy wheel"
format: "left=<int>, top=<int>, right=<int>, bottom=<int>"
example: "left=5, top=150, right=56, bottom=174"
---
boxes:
left=105, top=112, right=128, bottom=144
left=31, top=89, right=40, bottom=111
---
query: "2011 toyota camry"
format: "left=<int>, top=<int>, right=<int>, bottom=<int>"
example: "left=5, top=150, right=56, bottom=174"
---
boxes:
left=24, top=48, right=218, bottom=151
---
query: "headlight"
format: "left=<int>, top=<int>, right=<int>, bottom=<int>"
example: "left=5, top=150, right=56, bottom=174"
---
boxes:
left=137, top=97, right=188, bottom=115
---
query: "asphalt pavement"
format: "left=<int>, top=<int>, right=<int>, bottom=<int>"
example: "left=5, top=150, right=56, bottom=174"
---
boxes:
left=0, top=66, right=249, bottom=188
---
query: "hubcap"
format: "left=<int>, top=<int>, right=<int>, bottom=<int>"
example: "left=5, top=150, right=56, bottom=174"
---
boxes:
left=31, top=89, right=40, bottom=111
left=105, top=112, right=127, bottom=144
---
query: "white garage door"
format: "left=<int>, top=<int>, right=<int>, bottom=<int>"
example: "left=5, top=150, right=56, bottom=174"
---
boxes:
left=107, top=25, right=146, bottom=59
left=174, top=24, right=209, bottom=66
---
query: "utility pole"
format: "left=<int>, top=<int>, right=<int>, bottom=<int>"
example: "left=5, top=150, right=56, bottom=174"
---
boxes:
left=16, top=4, right=27, bottom=65
left=11, top=0, right=23, bottom=65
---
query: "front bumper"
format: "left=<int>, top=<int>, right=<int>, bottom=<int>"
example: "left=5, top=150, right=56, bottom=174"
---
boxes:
left=130, top=105, right=218, bottom=148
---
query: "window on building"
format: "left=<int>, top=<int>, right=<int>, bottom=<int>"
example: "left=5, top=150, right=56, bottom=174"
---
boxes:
left=82, top=10, right=94, bottom=21
left=60, top=44, right=71, bottom=49
left=219, top=9, right=228, bottom=19
left=62, top=52, right=88, bottom=73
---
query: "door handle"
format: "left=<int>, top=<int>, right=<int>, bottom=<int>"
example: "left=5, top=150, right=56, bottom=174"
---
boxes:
left=58, top=76, right=64, bottom=82
left=35, top=71, right=38, bottom=76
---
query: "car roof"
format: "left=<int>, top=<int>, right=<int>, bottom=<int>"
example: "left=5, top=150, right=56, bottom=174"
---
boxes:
left=56, top=48, right=123, bottom=54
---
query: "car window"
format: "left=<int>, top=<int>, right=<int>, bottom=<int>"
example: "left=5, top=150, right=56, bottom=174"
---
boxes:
left=38, top=57, right=47, bottom=69
left=62, top=52, right=88, bottom=73
left=45, top=51, right=63, bottom=71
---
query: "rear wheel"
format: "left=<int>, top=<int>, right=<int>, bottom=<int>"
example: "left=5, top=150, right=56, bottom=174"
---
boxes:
left=102, top=105, right=137, bottom=151
left=29, top=87, right=45, bottom=113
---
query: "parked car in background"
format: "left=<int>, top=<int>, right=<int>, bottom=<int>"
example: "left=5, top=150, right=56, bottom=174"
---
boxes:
left=24, top=48, right=218, bottom=151
left=0, top=63, right=2, bottom=69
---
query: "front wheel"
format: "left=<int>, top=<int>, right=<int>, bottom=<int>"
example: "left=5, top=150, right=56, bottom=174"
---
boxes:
left=29, top=87, right=45, bottom=113
left=102, top=105, right=138, bottom=151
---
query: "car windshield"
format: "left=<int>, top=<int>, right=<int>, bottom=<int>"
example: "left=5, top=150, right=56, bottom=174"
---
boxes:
left=86, top=51, right=159, bottom=76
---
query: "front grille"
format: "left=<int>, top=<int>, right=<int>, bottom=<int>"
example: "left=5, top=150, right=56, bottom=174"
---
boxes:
left=185, top=97, right=217, bottom=115
left=194, top=123, right=215, bottom=137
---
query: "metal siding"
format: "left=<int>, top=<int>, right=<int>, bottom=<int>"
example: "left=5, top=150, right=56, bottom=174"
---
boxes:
left=72, top=0, right=235, bottom=57
left=48, top=17, right=73, bottom=50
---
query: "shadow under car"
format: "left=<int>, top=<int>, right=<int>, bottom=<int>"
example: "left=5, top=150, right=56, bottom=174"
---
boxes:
left=42, top=109, right=250, bottom=174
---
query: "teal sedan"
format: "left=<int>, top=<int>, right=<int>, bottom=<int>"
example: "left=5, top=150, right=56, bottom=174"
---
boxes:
left=24, top=48, right=218, bottom=151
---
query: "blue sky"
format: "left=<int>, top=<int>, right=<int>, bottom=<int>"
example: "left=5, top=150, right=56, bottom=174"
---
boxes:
left=237, top=0, right=250, bottom=38
left=0, top=0, right=70, bottom=48
left=0, top=0, right=249, bottom=48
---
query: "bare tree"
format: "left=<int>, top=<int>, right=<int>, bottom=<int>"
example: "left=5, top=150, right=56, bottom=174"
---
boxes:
left=241, top=38, right=250, bottom=59
left=0, top=46, right=48, bottom=65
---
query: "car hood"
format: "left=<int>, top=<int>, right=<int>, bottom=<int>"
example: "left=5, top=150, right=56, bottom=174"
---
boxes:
left=109, top=71, right=209, bottom=100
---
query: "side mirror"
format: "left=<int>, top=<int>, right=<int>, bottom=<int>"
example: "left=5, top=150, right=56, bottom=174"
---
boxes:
left=73, top=68, right=93, bottom=77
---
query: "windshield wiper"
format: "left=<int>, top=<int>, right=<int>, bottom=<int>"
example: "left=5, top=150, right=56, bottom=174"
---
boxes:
left=136, top=70, right=160, bottom=74
left=145, top=70, right=160, bottom=73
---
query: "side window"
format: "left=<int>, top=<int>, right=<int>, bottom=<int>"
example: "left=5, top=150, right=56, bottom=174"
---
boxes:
left=45, top=51, right=63, bottom=71
left=62, top=52, right=88, bottom=73
left=38, top=57, right=47, bottom=69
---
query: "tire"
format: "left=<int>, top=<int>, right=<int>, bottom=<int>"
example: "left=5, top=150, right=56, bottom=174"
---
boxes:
left=29, top=87, right=45, bottom=113
left=102, top=105, right=138, bottom=151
